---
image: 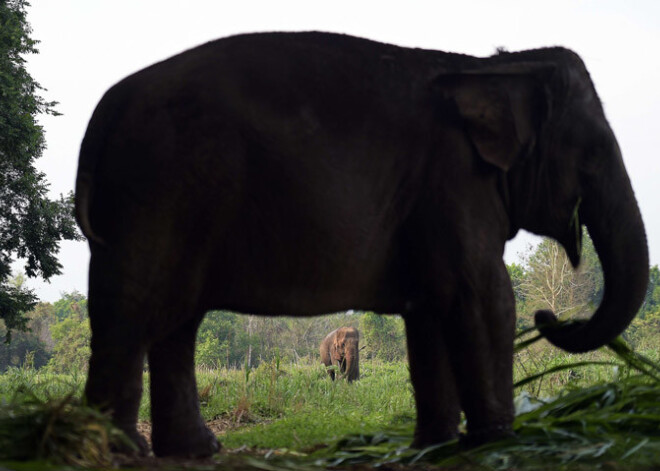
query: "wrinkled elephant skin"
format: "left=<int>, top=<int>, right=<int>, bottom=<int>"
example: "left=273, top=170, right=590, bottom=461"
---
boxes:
left=76, top=32, right=648, bottom=457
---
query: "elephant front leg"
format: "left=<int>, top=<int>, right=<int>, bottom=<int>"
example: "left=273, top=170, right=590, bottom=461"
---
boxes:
left=148, top=314, right=220, bottom=458
left=447, top=267, right=516, bottom=446
left=322, top=358, right=336, bottom=381
left=327, top=365, right=336, bottom=381
left=404, top=311, right=461, bottom=448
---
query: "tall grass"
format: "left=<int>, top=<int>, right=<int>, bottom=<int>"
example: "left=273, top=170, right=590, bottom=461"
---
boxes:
left=183, top=357, right=415, bottom=450
left=0, top=366, right=85, bottom=403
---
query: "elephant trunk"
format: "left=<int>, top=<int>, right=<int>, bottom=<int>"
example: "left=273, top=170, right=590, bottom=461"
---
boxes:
left=535, top=143, right=649, bottom=353
left=344, top=348, right=360, bottom=382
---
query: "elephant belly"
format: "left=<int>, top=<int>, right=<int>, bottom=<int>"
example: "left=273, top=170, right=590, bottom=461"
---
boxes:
left=206, top=227, right=407, bottom=316
left=199, top=194, right=409, bottom=316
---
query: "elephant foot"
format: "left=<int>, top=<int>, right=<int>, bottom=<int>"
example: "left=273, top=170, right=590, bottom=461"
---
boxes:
left=410, top=429, right=458, bottom=449
left=460, top=424, right=515, bottom=449
left=113, top=423, right=150, bottom=456
left=152, top=422, right=220, bottom=458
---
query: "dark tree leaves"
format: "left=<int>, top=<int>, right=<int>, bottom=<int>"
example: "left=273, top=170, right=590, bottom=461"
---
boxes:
left=0, top=0, right=81, bottom=338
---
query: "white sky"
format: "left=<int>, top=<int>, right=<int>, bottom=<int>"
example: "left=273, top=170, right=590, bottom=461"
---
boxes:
left=18, top=0, right=660, bottom=302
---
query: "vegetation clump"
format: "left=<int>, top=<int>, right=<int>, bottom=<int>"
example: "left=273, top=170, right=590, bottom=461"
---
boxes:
left=0, top=388, right=132, bottom=466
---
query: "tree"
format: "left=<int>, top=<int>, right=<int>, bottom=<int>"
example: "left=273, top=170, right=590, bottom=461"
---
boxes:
left=517, top=230, right=602, bottom=327
left=24, top=300, right=55, bottom=349
left=46, top=292, right=90, bottom=373
left=0, top=321, right=50, bottom=371
left=639, top=265, right=660, bottom=318
left=195, top=310, right=240, bottom=368
left=627, top=265, right=660, bottom=348
left=52, top=291, right=87, bottom=322
left=0, top=0, right=80, bottom=337
left=0, top=281, right=54, bottom=371
left=359, top=312, right=406, bottom=361
left=507, top=263, right=527, bottom=326
left=48, top=315, right=90, bottom=373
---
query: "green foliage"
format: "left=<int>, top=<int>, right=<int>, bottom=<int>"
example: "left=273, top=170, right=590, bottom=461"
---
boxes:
left=507, top=262, right=526, bottom=303
left=0, top=0, right=80, bottom=337
left=196, top=310, right=241, bottom=368
left=0, top=278, right=54, bottom=371
left=0, top=281, right=37, bottom=339
left=639, top=265, right=660, bottom=318
left=47, top=318, right=90, bottom=374
left=359, top=312, right=406, bottom=361
left=0, top=388, right=133, bottom=465
left=46, top=294, right=89, bottom=374
left=624, top=266, right=660, bottom=348
left=51, top=291, right=86, bottom=322
left=0, top=291, right=91, bottom=374
left=0, top=326, right=50, bottom=372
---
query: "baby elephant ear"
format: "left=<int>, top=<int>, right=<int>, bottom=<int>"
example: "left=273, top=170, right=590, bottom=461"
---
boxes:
left=445, top=74, right=540, bottom=171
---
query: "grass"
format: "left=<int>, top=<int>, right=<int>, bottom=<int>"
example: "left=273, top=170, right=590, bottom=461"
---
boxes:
left=0, top=388, right=133, bottom=466
left=196, top=358, right=414, bottom=449
left=310, top=375, right=660, bottom=470
left=2, top=334, right=660, bottom=468
left=220, top=360, right=414, bottom=449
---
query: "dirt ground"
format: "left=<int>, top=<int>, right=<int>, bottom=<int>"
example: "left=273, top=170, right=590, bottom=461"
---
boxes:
left=116, top=420, right=455, bottom=470
left=136, top=417, right=237, bottom=449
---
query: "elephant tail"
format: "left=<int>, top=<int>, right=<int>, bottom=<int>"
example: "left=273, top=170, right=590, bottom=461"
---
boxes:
left=75, top=169, right=104, bottom=246
left=75, top=83, right=131, bottom=246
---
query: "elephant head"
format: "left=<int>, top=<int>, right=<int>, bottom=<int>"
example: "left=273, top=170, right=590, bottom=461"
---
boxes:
left=444, top=49, right=648, bottom=352
left=332, top=327, right=360, bottom=382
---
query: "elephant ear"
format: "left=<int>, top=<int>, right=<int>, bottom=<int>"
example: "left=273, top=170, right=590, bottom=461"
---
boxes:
left=333, top=332, right=342, bottom=349
left=440, top=74, right=543, bottom=171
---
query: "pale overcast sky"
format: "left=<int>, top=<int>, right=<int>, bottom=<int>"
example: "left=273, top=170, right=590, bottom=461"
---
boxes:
left=18, top=0, right=660, bottom=301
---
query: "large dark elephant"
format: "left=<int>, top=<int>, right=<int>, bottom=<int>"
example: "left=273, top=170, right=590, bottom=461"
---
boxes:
left=320, top=327, right=360, bottom=382
left=75, top=32, right=648, bottom=457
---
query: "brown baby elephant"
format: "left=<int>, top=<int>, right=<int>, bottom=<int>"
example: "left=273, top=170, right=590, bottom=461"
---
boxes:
left=320, top=327, right=360, bottom=382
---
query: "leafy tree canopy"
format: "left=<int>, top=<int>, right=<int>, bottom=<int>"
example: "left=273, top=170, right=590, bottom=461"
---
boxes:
left=359, top=312, right=406, bottom=361
left=0, top=0, right=80, bottom=337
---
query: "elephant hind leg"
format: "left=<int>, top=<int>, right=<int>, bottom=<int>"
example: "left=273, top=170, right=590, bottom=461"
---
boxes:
left=85, top=282, right=149, bottom=454
left=148, top=311, right=220, bottom=458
